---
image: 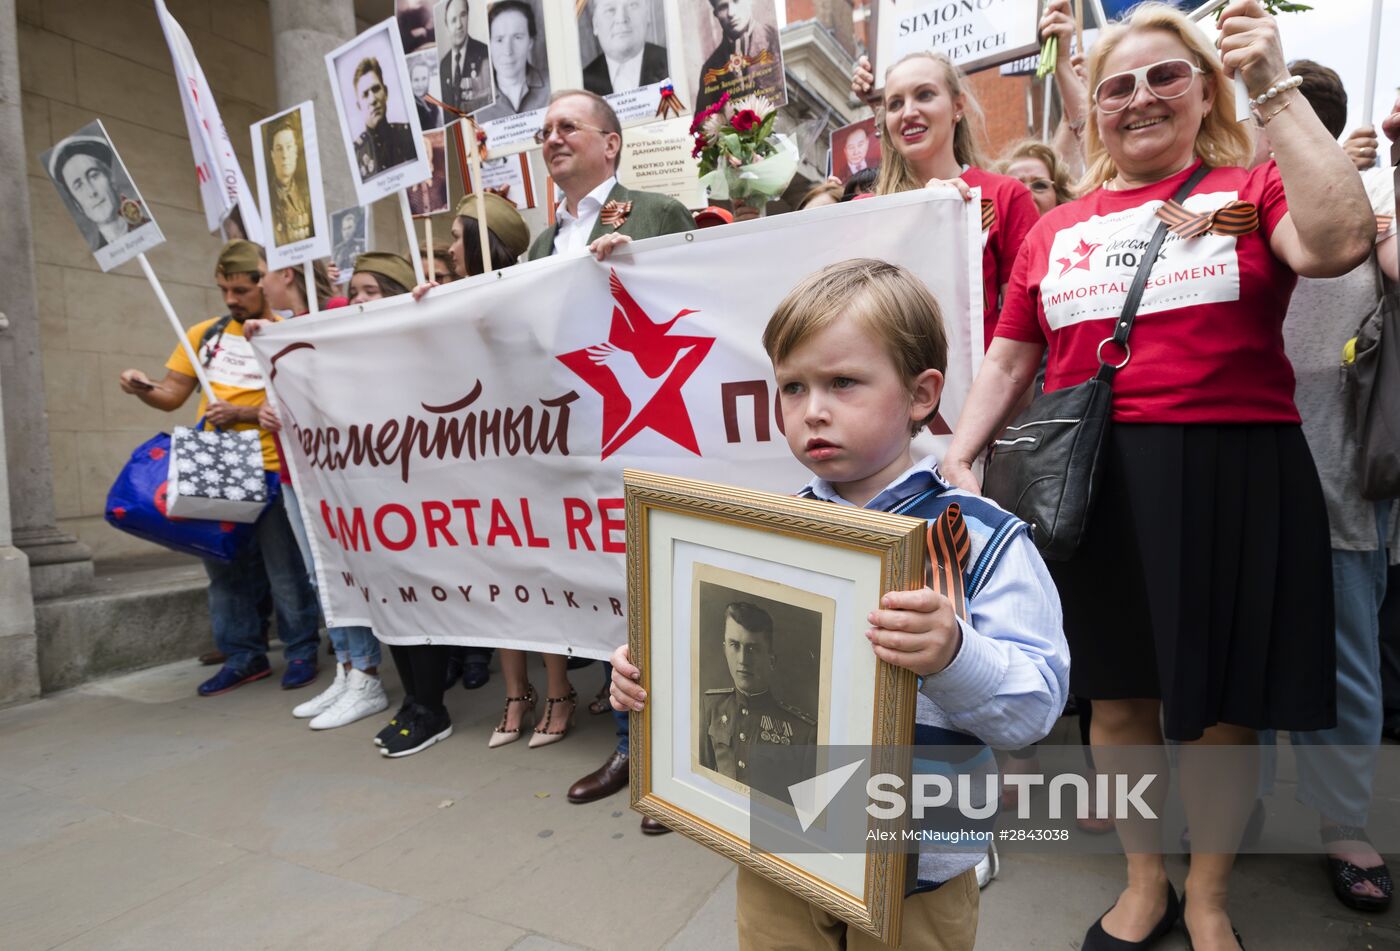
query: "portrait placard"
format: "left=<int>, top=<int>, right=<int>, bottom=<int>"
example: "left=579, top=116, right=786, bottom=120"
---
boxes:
left=830, top=116, right=881, bottom=184
left=679, top=0, right=786, bottom=116
left=616, top=117, right=707, bottom=209
left=475, top=0, right=554, bottom=150
left=40, top=119, right=165, bottom=272
left=407, top=129, right=451, bottom=217
left=576, top=0, right=674, bottom=123
left=328, top=205, right=371, bottom=281
left=396, top=0, right=437, bottom=52
left=626, top=469, right=924, bottom=945
left=251, top=102, right=331, bottom=270
left=407, top=50, right=446, bottom=130
left=463, top=151, right=538, bottom=209
left=434, top=0, right=497, bottom=118
left=325, top=19, right=431, bottom=206
left=870, top=0, right=1041, bottom=83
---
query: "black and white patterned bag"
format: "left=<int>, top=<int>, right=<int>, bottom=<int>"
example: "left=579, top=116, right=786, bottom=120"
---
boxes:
left=165, top=425, right=269, bottom=523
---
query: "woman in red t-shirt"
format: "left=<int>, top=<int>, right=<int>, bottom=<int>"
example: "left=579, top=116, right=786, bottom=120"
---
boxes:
left=853, top=51, right=1041, bottom=345
left=944, top=2, right=1373, bottom=948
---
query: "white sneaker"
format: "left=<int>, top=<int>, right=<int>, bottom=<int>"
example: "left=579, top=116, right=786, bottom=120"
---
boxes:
left=310, top=669, right=389, bottom=730
left=293, top=663, right=346, bottom=718
left=975, top=842, right=999, bottom=890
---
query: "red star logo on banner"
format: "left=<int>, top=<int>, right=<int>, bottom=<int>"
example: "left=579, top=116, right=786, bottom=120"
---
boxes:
left=1056, top=238, right=1101, bottom=277
left=556, top=270, right=714, bottom=460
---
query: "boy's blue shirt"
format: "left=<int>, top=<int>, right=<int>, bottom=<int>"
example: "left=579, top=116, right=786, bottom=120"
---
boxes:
left=796, top=454, right=1069, bottom=753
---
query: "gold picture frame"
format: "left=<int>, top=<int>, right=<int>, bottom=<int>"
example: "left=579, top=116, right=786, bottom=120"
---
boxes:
left=624, top=468, right=926, bottom=945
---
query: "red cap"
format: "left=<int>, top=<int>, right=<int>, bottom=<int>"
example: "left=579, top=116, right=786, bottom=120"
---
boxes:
left=694, top=206, right=734, bottom=227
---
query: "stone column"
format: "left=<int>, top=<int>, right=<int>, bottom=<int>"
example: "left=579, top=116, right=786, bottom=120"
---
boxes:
left=270, top=0, right=359, bottom=213
left=0, top=0, right=93, bottom=602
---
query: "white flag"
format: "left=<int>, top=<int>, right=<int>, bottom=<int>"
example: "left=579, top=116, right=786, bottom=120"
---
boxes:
left=248, top=192, right=983, bottom=658
left=154, top=0, right=264, bottom=243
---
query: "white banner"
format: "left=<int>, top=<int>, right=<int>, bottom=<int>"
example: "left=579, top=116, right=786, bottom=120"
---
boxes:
left=251, top=191, right=982, bottom=658
left=873, top=0, right=1042, bottom=79
left=154, top=0, right=264, bottom=243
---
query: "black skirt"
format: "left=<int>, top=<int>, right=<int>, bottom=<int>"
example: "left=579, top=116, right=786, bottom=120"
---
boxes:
left=1050, top=423, right=1336, bottom=741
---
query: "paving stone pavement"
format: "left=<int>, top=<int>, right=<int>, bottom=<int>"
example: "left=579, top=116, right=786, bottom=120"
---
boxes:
left=0, top=657, right=1396, bottom=950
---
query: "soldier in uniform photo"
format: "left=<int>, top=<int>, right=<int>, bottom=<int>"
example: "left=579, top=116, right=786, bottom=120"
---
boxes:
left=47, top=133, right=151, bottom=252
left=437, top=0, right=493, bottom=114
left=351, top=57, right=417, bottom=181
left=698, top=601, right=815, bottom=798
left=266, top=119, right=313, bottom=246
left=693, top=0, right=781, bottom=115
left=331, top=209, right=366, bottom=277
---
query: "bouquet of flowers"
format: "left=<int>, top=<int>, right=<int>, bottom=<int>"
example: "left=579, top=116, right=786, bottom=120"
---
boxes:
left=690, top=92, right=798, bottom=211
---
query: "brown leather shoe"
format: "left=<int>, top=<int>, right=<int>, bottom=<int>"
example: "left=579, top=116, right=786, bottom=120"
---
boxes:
left=567, top=750, right=629, bottom=803
left=640, top=815, right=671, bottom=835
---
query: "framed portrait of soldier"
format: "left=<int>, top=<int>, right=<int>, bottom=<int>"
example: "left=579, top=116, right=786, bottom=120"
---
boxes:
left=41, top=119, right=165, bottom=272
left=250, top=101, right=331, bottom=270
left=433, top=0, right=496, bottom=118
left=407, top=129, right=451, bottom=216
left=576, top=0, right=673, bottom=123
left=474, top=0, right=553, bottom=150
left=396, top=0, right=437, bottom=53
left=680, top=0, right=786, bottom=117
left=830, top=117, right=881, bottom=184
left=329, top=205, right=371, bottom=281
left=624, top=469, right=925, bottom=945
left=325, top=19, right=431, bottom=206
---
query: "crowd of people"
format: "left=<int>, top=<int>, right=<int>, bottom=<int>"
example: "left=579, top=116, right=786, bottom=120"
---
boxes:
left=111, top=1, right=1399, bottom=948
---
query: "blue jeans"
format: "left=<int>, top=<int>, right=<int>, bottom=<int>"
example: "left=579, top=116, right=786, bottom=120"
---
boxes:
left=282, top=484, right=380, bottom=671
left=605, top=662, right=629, bottom=755
left=203, top=479, right=321, bottom=673
left=1288, top=501, right=1392, bottom=826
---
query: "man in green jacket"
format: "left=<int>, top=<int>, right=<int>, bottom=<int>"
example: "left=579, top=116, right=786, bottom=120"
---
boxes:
left=532, top=91, right=692, bottom=835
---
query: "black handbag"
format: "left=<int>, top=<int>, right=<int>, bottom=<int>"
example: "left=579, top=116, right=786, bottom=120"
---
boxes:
left=982, top=164, right=1212, bottom=560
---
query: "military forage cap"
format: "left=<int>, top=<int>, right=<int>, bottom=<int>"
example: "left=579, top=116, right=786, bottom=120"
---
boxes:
left=454, top=192, right=530, bottom=258
left=216, top=239, right=264, bottom=276
left=353, top=251, right=416, bottom=292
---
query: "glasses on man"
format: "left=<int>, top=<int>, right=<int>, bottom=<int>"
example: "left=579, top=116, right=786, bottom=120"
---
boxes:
left=1093, top=58, right=1205, bottom=115
left=533, top=120, right=610, bottom=145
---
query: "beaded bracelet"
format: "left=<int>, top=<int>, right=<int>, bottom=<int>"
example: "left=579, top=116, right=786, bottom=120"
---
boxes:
left=1249, top=74, right=1303, bottom=109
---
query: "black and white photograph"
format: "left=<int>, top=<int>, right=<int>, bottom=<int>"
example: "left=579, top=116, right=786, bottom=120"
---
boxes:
left=406, top=130, right=450, bottom=216
left=407, top=50, right=444, bottom=130
left=578, top=0, right=670, bottom=118
left=682, top=0, right=785, bottom=116
left=41, top=119, right=165, bottom=272
left=395, top=0, right=437, bottom=53
left=325, top=19, right=430, bottom=205
left=465, top=152, right=537, bottom=209
left=250, top=101, right=331, bottom=270
left=475, top=0, right=552, bottom=127
left=329, top=205, right=369, bottom=279
left=690, top=562, right=831, bottom=802
left=434, top=0, right=495, bottom=116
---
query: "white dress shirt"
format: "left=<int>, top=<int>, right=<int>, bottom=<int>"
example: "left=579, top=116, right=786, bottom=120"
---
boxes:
left=553, top=175, right=618, bottom=256
left=606, top=50, right=644, bottom=93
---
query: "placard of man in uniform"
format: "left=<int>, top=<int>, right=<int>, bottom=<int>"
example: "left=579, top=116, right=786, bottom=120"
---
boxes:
left=435, top=0, right=494, bottom=114
left=264, top=116, right=314, bottom=246
left=698, top=601, right=816, bottom=799
left=581, top=0, right=669, bottom=97
left=691, top=0, right=785, bottom=115
left=351, top=56, right=418, bottom=181
left=330, top=206, right=367, bottom=277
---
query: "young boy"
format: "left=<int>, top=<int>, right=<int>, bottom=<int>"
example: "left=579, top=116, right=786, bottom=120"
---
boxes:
left=608, top=259, right=1068, bottom=950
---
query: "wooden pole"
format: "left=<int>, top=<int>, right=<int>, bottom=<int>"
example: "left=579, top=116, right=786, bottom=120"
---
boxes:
left=1073, top=0, right=1084, bottom=59
left=302, top=261, right=318, bottom=315
left=399, top=190, right=427, bottom=286
left=425, top=216, right=436, bottom=282
left=1363, top=0, right=1383, bottom=124
left=466, top=119, right=493, bottom=274
left=138, top=252, right=213, bottom=393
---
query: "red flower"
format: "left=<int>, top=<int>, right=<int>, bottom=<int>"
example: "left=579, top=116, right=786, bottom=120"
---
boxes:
left=731, top=109, right=761, bottom=132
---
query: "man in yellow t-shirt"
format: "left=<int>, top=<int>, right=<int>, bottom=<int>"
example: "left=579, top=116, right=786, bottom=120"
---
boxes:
left=118, top=240, right=321, bottom=696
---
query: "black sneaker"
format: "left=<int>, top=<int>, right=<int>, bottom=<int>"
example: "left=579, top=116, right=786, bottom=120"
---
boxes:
left=374, top=696, right=416, bottom=748
left=380, top=703, right=453, bottom=758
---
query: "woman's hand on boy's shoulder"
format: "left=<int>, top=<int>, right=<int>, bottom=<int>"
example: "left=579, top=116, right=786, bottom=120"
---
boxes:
left=940, top=459, right=982, bottom=495
left=609, top=643, right=647, bottom=712
left=866, top=587, right=962, bottom=677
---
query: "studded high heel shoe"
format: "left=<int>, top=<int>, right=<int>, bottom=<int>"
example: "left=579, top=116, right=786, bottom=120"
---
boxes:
left=528, top=687, right=577, bottom=748
left=488, top=683, right=537, bottom=748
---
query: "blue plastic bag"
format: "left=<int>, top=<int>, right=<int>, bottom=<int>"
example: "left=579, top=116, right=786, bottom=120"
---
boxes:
left=105, top=433, right=263, bottom=562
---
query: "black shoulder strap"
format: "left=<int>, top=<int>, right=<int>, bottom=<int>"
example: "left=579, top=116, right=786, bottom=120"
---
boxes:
left=1095, top=163, right=1213, bottom=384
left=193, top=315, right=234, bottom=392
